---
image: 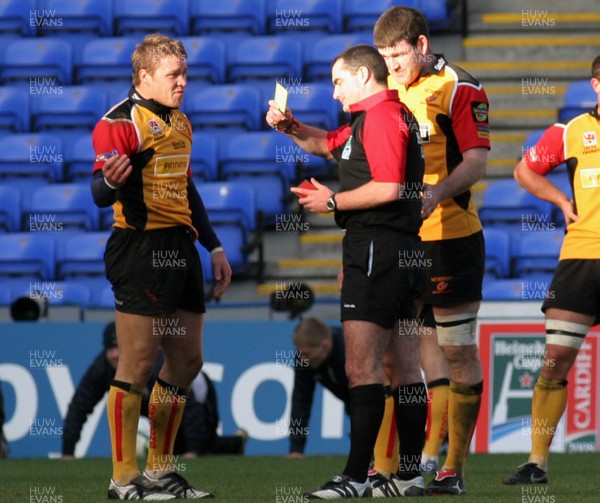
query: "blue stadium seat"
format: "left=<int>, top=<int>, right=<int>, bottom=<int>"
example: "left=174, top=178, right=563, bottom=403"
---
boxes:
left=558, top=80, right=597, bottom=123
left=546, top=171, right=572, bottom=228
left=220, top=132, right=293, bottom=222
left=0, top=86, right=29, bottom=132
left=76, top=37, right=139, bottom=84
left=197, top=181, right=257, bottom=233
left=179, top=37, right=226, bottom=84
left=286, top=82, right=341, bottom=130
left=0, top=233, right=55, bottom=280
left=187, top=84, right=262, bottom=132
left=30, top=85, right=108, bottom=132
left=1, top=38, right=73, bottom=84
left=26, top=183, right=99, bottom=232
left=195, top=241, right=214, bottom=283
left=268, top=0, right=343, bottom=34
left=479, top=179, right=553, bottom=233
left=0, top=185, right=21, bottom=232
left=419, top=0, right=456, bottom=31
left=96, top=283, right=116, bottom=309
left=0, top=0, right=36, bottom=36
left=37, top=0, right=113, bottom=36
left=304, top=33, right=373, bottom=81
left=483, top=278, right=551, bottom=302
left=0, top=133, right=63, bottom=182
left=36, top=281, right=92, bottom=311
left=1, top=179, right=51, bottom=214
left=114, top=0, right=189, bottom=36
left=63, top=133, right=94, bottom=181
left=228, top=36, right=303, bottom=82
left=191, top=132, right=219, bottom=181
left=56, top=232, right=109, bottom=279
left=343, top=0, right=418, bottom=33
left=0, top=285, right=10, bottom=306
left=512, top=230, right=563, bottom=279
left=190, top=0, right=267, bottom=35
left=483, top=228, right=510, bottom=279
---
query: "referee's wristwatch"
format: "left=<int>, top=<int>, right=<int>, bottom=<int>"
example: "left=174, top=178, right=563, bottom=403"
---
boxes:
left=326, top=194, right=337, bottom=212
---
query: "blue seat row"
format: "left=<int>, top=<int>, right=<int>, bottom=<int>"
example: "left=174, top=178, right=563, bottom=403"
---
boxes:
left=1, top=0, right=454, bottom=38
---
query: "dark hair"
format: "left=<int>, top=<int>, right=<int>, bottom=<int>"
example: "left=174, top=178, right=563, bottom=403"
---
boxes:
left=293, top=317, right=332, bottom=347
left=103, top=322, right=117, bottom=349
left=593, top=55, right=600, bottom=79
left=332, top=44, right=389, bottom=84
left=373, top=6, right=429, bottom=49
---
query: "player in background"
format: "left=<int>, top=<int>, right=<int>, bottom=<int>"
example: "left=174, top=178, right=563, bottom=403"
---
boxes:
left=503, top=55, right=600, bottom=485
left=91, top=33, right=231, bottom=500
left=374, top=6, right=490, bottom=495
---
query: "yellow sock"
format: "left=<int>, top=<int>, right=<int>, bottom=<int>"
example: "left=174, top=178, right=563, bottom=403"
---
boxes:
left=107, top=381, right=143, bottom=485
left=422, top=380, right=449, bottom=458
left=529, top=376, right=567, bottom=470
left=373, top=393, right=399, bottom=477
left=145, top=378, right=187, bottom=475
left=443, top=381, right=482, bottom=478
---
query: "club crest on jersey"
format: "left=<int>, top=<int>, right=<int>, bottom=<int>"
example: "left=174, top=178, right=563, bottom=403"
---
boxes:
left=341, top=136, right=353, bottom=160
left=583, top=131, right=597, bottom=147
left=148, top=119, right=163, bottom=135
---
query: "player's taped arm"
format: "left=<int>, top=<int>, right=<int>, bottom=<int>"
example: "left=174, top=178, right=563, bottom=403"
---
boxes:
left=187, top=178, right=222, bottom=252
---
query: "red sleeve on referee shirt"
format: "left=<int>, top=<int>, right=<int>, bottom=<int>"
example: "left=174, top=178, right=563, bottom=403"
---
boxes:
left=451, top=83, right=491, bottom=153
left=522, top=124, right=566, bottom=175
left=361, top=103, right=407, bottom=183
left=91, top=119, right=140, bottom=174
left=326, top=124, right=352, bottom=160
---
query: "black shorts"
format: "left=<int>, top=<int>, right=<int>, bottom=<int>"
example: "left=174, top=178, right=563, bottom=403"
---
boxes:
left=341, top=228, right=420, bottom=329
left=417, top=230, right=485, bottom=307
left=542, top=259, right=600, bottom=320
left=104, top=226, right=206, bottom=316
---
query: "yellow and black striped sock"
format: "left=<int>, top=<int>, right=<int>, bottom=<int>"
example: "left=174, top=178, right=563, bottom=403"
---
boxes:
left=373, top=390, right=399, bottom=477
left=145, top=377, right=187, bottom=476
left=107, top=380, right=143, bottom=485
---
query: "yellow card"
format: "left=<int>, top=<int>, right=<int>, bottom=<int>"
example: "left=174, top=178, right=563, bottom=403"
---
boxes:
left=274, top=82, right=288, bottom=113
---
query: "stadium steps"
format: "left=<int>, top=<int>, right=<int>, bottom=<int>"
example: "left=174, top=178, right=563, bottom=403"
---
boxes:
left=487, top=130, right=530, bottom=177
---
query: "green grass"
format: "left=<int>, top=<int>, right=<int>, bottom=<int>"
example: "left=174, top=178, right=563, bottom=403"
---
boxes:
left=4, top=453, right=600, bottom=502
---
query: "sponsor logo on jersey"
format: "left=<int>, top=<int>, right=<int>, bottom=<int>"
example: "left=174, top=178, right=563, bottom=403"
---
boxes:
left=583, top=131, right=597, bottom=147
left=154, top=155, right=189, bottom=176
left=95, top=149, right=118, bottom=162
left=148, top=119, right=163, bottom=135
left=471, top=102, right=489, bottom=123
left=580, top=168, right=600, bottom=188
left=419, top=123, right=431, bottom=142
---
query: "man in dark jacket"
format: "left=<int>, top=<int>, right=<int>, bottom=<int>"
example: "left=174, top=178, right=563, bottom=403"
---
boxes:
left=288, top=317, right=349, bottom=457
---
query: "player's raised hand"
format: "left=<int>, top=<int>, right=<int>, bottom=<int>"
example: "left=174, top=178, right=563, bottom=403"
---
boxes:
left=102, top=154, right=132, bottom=188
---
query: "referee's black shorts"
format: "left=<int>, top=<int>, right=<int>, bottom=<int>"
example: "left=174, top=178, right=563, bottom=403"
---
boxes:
left=341, top=227, right=421, bottom=329
left=104, top=226, right=206, bottom=316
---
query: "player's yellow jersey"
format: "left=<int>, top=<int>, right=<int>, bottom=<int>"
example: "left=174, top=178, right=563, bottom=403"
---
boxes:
left=92, top=88, right=193, bottom=232
left=387, top=55, right=491, bottom=241
left=524, top=109, right=600, bottom=260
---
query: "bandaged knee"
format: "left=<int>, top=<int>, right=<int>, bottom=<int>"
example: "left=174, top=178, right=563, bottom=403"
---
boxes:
left=435, top=313, right=477, bottom=346
left=546, top=319, right=590, bottom=350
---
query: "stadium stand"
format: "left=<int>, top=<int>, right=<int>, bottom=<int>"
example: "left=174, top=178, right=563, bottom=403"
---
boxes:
left=286, top=82, right=341, bottom=130
left=0, top=132, right=63, bottom=182
left=179, top=36, right=227, bottom=84
left=0, top=232, right=55, bottom=281
left=343, top=0, right=419, bottom=33
left=55, top=231, right=110, bottom=279
left=512, top=230, right=563, bottom=280
left=304, top=33, right=373, bottom=81
left=190, top=0, right=267, bottom=35
left=75, top=37, right=139, bottom=84
left=558, top=79, right=597, bottom=123
left=0, top=0, right=36, bottom=36
left=191, top=132, right=219, bottom=182
left=114, top=0, right=190, bottom=36
left=0, top=185, right=21, bottom=233
left=0, top=86, right=30, bottom=132
left=483, top=228, right=511, bottom=279
left=1, top=38, right=73, bottom=84
left=26, top=183, right=99, bottom=232
left=228, top=36, right=303, bottom=83
left=37, top=0, right=113, bottom=36
left=267, top=0, right=344, bottom=34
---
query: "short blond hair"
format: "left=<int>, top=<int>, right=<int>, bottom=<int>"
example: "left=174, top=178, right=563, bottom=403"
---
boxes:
left=293, top=317, right=332, bottom=347
left=131, top=33, right=187, bottom=86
